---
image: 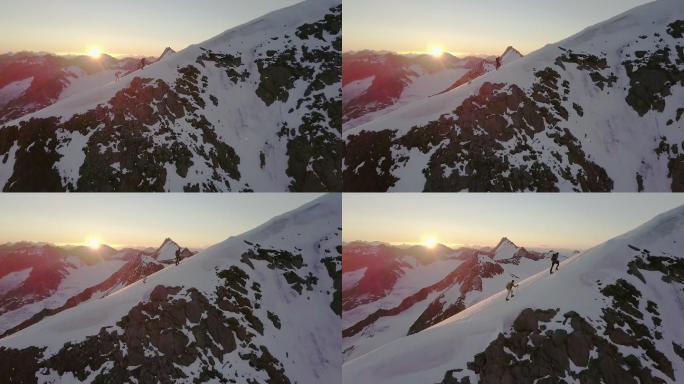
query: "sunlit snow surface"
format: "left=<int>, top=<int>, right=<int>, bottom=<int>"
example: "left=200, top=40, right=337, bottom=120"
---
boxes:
left=344, top=205, right=684, bottom=383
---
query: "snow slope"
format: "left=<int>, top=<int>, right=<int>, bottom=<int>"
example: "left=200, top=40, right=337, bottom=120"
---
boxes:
left=0, top=78, right=33, bottom=109
left=344, top=204, right=684, bottom=384
left=344, top=0, right=684, bottom=192
left=0, top=194, right=342, bottom=383
left=342, top=239, right=555, bottom=361
left=0, top=0, right=341, bottom=192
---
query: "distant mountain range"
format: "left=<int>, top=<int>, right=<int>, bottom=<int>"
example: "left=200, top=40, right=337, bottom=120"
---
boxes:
left=342, top=238, right=564, bottom=361
left=342, top=47, right=522, bottom=130
left=0, top=51, right=157, bottom=124
left=0, top=239, right=194, bottom=337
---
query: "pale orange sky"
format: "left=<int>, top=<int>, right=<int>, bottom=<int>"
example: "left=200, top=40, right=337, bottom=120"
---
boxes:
left=0, top=194, right=322, bottom=249
left=343, top=0, right=653, bottom=56
left=0, top=0, right=299, bottom=57
left=343, top=194, right=684, bottom=250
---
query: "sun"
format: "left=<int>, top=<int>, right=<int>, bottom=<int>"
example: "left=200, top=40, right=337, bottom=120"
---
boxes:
left=423, top=237, right=438, bottom=249
left=87, top=47, right=102, bottom=59
left=430, top=46, right=444, bottom=58
left=86, top=237, right=101, bottom=249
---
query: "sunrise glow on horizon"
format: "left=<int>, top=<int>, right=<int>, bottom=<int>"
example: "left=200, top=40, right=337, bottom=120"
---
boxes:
left=0, top=0, right=300, bottom=57
left=0, top=194, right=323, bottom=249
left=343, top=0, right=654, bottom=56
left=343, top=194, right=684, bottom=250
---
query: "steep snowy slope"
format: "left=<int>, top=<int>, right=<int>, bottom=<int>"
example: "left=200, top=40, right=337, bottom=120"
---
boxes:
left=0, top=0, right=341, bottom=192
left=0, top=239, right=194, bottom=337
left=0, top=195, right=342, bottom=383
left=344, top=0, right=684, bottom=192
left=344, top=205, right=684, bottom=384
left=342, top=239, right=552, bottom=361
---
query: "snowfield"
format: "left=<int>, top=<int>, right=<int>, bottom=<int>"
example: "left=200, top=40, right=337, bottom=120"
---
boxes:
left=344, top=204, right=684, bottom=384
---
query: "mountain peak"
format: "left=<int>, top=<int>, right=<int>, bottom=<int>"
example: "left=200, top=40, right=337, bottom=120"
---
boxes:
left=500, top=46, right=523, bottom=65
left=152, top=238, right=181, bottom=262
left=157, top=47, right=176, bottom=61
left=494, top=237, right=517, bottom=249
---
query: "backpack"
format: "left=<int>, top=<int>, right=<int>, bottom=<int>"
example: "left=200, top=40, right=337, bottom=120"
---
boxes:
left=506, top=281, right=514, bottom=290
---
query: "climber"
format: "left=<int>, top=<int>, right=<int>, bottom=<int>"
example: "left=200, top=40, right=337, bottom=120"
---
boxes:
left=115, top=71, right=121, bottom=82
left=505, top=279, right=518, bottom=301
left=549, top=251, right=560, bottom=274
left=495, top=56, right=502, bottom=70
left=175, top=248, right=181, bottom=266
left=139, top=57, right=146, bottom=70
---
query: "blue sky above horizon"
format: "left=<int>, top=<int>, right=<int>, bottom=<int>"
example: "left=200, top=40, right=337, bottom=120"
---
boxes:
left=0, top=0, right=300, bottom=57
left=343, top=194, right=684, bottom=250
left=344, top=0, right=654, bottom=56
left=0, top=194, right=323, bottom=249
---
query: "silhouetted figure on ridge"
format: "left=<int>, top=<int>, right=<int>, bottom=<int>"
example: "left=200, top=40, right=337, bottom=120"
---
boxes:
left=550, top=251, right=560, bottom=274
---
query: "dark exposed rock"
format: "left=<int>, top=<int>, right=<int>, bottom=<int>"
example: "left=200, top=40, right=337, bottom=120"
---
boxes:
left=666, top=20, right=684, bottom=39
left=623, top=47, right=684, bottom=116
left=512, top=308, right=539, bottom=333
left=343, top=129, right=399, bottom=191
left=344, top=69, right=614, bottom=191
left=196, top=49, right=249, bottom=84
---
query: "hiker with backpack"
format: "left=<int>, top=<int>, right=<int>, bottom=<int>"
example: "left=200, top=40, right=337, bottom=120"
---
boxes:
left=505, top=279, right=518, bottom=301
left=175, top=248, right=181, bottom=266
left=495, top=56, right=502, bottom=70
left=550, top=251, right=560, bottom=274
left=139, top=57, right=146, bottom=70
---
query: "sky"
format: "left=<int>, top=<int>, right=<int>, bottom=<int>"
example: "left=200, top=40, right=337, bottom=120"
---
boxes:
left=0, top=193, right=322, bottom=249
left=343, top=0, right=654, bottom=56
left=0, top=0, right=300, bottom=57
left=343, top=194, right=684, bottom=250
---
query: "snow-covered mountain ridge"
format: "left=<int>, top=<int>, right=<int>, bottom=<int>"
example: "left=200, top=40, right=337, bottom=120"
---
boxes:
left=0, top=0, right=341, bottom=192
left=0, top=195, right=341, bottom=383
left=343, top=0, right=684, bottom=192
left=344, top=204, right=684, bottom=384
